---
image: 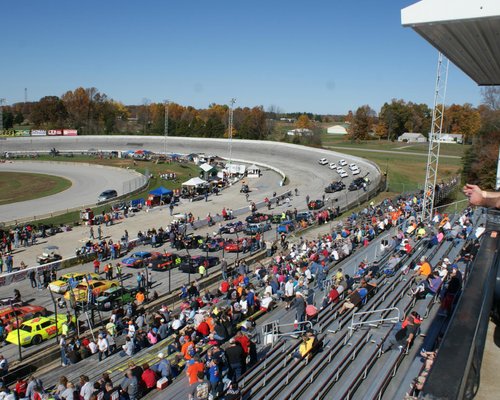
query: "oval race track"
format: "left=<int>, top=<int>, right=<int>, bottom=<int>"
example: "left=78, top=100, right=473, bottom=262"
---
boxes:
left=0, top=161, right=145, bottom=223
left=1, top=136, right=381, bottom=222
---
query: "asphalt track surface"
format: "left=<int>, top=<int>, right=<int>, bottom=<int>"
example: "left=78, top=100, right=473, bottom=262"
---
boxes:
left=1, top=136, right=381, bottom=220
left=0, top=161, right=144, bottom=222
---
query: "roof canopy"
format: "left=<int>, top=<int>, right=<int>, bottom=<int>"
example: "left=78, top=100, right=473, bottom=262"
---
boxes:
left=402, top=0, right=500, bottom=85
left=182, top=177, right=207, bottom=187
left=149, top=186, right=173, bottom=196
left=199, top=163, right=216, bottom=172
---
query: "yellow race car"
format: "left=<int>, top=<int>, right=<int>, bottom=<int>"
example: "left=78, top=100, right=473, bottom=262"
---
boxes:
left=63, top=280, right=119, bottom=303
left=49, top=272, right=100, bottom=294
left=6, top=315, right=74, bottom=346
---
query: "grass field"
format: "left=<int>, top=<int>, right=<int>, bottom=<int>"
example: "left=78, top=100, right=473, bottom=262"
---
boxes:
left=0, top=171, right=72, bottom=206
left=21, top=156, right=200, bottom=226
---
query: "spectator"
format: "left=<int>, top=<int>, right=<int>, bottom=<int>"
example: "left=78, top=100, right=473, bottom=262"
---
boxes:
left=189, top=371, right=211, bottom=400
left=120, top=369, right=139, bottom=400
left=79, top=375, right=93, bottom=400
left=0, top=355, right=8, bottom=378
left=97, top=334, right=109, bottom=361
left=186, top=355, right=205, bottom=385
left=382, top=312, right=422, bottom=353
left=225, top=338, right=245, bottom=381
left=141, top=363, right=157, bottom=392
left=156, top=353, right=172, bottom=380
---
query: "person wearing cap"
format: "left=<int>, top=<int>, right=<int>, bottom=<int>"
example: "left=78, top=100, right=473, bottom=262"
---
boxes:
left=225, top=339, right=245, bottom=381
left=156, top=352, right=172, bottom=380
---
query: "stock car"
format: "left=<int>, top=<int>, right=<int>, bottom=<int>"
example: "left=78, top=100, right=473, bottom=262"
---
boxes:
left=308, top=200, right=325, bottom=210
left=349, top=177, right=370, bottom=191
left=244, top=222, right=271, bottom=235
left=218, top=221, right=245, bottom=235
left=179, top=256, right=220, bottom=273
left=277, top=220, right=295, bottom=234
left=149, top=253, right=182, bottom=271
left=6, top=315, right=76, bottom=346
left=295, top=211, right=313, bottom=222
left=178, top=234, right=205, bottom=250
left=223, top=238, right=248, bottom=253
left=63, top=280, right=119, bottom=303
left=245, top=213, right=271, bottom=223
left=0, top=305, right=47, bottom=331
left=48, top=272, right=100, bottom=294
left=121, top=251, right=161, bottom=268
left=37, top=246, right=62, bottom=265
left=96, top=286, right=137, bottom=311
left=324, top=181, right=346, bottom=193
left=201, top=238, right=225, bottom=252
left=318, top=158, right=328, bottom=165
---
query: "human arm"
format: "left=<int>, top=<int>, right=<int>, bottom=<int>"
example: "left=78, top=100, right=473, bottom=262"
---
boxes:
left=463, top=184, right=500, bottom=209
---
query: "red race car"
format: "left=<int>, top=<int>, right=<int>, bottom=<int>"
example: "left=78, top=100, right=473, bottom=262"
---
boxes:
left=223, top=238, right=251, bottom=253
left=0, top=305, right=47, bottom=331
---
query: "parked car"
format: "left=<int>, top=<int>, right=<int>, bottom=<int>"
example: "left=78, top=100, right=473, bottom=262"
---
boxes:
left=96, top=286, right=137, bottom=311
left=318, top=158, right=328, bottom=165
left=37, top=246, right=62, bottom=265
left=98, top=189, right=118, bottom=203
left=308, top=200, right=325, bottom=210
left=201, top=238, right=225, bottom=252
left=223, top=238, right=247, bottom=253
left=271, top=214, right=283, bottom=224
left=121, top=251, right=161, bottom=268
left=277, top=220, right=295, bottom=234
left=351, top=167, right=361, bottom=175
left=49, top=272, right=100, bottom=294
left=64, top=280, right=119, bottom=303
left=151, top=253, right=187, bottom=271
left=6, top=315, right=75, bottom=346
left=244, top=222, right=271, bottom=235
left=218, top=221, right=245, bottom=235
left=0, top=305, right=47, bottom=331
left=329, top=162, right=337, bottom=170
left=179, top=256, right=220, bottom=273
left=178, top=234, right=205, bottom=250
left=339, top=159, right=347, bottom=166
left=295, top=211, right=313, bottom=222
left=348, top=163, right=358, bottom=171
left=349, top=177, right=369, bottom=191
left=339, top=170, right=349, bottom=179
left=325, top=181, right=346, bottom=193
left=246, top=213, right=271, bottom=223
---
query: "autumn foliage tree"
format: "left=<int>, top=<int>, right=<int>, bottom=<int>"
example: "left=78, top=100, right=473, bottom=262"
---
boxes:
left=349, top=105, right=375, bottom=141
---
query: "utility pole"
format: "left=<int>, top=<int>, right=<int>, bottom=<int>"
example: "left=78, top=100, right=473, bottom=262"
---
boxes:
left=228, top=98, right=236, bottom=167
left=0, top=98, right=5, bottom=133
left=164, top=100, right=170, bottom=155
left=24, top=88, right=28, bottom=103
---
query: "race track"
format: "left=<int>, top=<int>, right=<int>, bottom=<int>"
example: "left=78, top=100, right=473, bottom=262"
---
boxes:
left=1, top=136, right=381, bottom=221
left=0, top=161, right=145, bottom=223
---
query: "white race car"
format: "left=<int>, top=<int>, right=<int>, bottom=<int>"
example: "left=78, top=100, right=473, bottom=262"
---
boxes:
left=318, top=158, right=328, bottom=165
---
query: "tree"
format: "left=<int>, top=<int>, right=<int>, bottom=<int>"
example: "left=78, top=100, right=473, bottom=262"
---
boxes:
left=374, top=121, right=388, bottom=140
left=444, top=103, right=481, bottom=142
left=295, top=114, right=312, bottom=129
left=30, top=96, right=67, bottom=128
left=349, top=105, right=375, bottom=141
left=13, top=112, right=24, bottom=125
left=2, top=111, right=13, bottom=129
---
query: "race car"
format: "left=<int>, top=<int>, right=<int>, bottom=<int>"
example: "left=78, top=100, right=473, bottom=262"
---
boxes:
left=200, top=238, right=225, bottom=252
left=308, top=200, right=325, bottom=210
left=37, top=245, right=62, bottom=265
left=245, top=213, right=271, bottom=224
left=218, top=221, right=245, bottom=235
left=6, top=315, right=75, bottom=346
left=223, top=238, right=247, bottom=253
left=324, top=181, right=345, bottom=193
left=63, top=280, right=119, bottom=303
left=149, top=253, right=180, bottom=271
left=179, top=256, right=220, bottom=273
left=0, top=305, right=47, bottom=331
left=277, top=220, right=295, bottom=234
left=96, top=286, right=137, bottom=311
left=49, top=272, right=100, bottom=294
left=178, top=234, right=205, bottom=250
left=244, top=222, right=271, bottom=235
left=349, top=177, right=370, bottom=191
left=121, top=251, right=161, bottom=268
left=295, top=211, right=313, bottom=222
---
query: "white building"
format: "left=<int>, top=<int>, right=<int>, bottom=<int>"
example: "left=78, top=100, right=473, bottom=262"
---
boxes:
left=436, top=133, right=463, bottom=144
left=287, top=128, right=313, bottom=137
left=397, top=132, right=427, bottom=143
left=327, top=124, right=348, bottom=135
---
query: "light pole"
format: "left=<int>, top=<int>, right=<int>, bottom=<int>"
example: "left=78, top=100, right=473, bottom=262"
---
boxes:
left=164, top=100, right=170, bottom=155
left=0, top=99, right=5, bottom=133
left=228, top=98, right=236, bottom=167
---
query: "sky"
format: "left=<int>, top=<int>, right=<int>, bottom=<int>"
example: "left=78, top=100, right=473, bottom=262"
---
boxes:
left=1, top=0, right=482, bottom=114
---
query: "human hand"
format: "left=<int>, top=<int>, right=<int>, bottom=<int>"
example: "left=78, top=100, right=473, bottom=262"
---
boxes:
left=463, top=184, right=484, bottom=206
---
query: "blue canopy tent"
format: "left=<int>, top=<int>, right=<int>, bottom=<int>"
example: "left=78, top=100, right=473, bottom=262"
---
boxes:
left=149, top=186, right=173, bottom=197
left=147, top=186, right=173, bottom=207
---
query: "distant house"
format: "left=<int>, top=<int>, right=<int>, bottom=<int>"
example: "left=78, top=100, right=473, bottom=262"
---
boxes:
left=327, top=124, right=349, bottom=135
left=397, top=132, right=427, bottom=143
left=280, top=117, right=295, bottom=123
left=436, top=133, right=463, bottom=144
left=287, top=128, right=313, bottom=137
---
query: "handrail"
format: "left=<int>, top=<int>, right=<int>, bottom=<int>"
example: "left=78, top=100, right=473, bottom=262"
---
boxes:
left=348, top=307, right=400, bottom=333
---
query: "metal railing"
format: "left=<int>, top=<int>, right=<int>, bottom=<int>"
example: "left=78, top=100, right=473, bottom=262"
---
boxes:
left=348, top=307, right=401, bottom=335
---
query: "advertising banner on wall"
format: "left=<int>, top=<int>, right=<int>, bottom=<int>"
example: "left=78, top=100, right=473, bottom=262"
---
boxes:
left=48, top=130, right=63, bottom=136
left=31, top=130, right=47, bottom=136
left=62, top=129, right=78, bottom=136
